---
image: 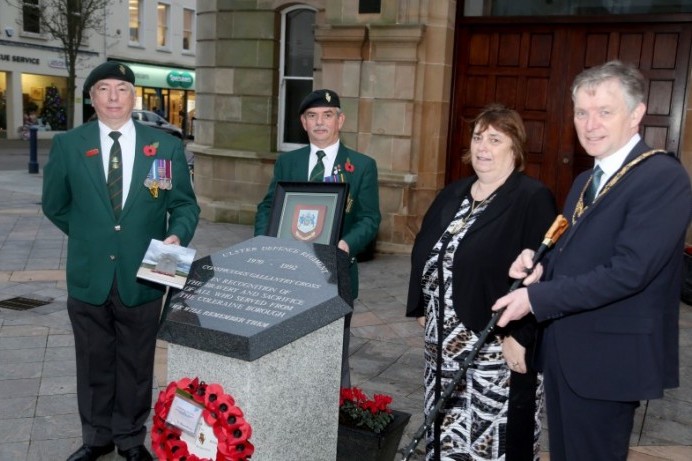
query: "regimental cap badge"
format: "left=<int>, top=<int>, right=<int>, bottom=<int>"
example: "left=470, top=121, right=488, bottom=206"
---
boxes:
left=325, top=92, right=331, bottom=103
left=119, top=65, right=126, bottom=75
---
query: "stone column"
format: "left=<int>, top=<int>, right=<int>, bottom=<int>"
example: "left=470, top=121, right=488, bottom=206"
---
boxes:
left=192, top=2, right=279, bottom=223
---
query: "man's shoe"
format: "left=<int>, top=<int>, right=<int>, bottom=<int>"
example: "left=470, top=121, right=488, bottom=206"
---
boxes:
left=66, top=443, right=115, bottom=461
left=117, top=445, right=154, bottom=461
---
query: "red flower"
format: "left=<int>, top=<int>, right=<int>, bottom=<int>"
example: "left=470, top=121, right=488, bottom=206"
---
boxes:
left=344, top=158, right=355, bottom=172
left=143, top=142, right=159, bottom=157
left=151, top=377, right=252, bottom=461
left=86, top=148, right=99, bottom=157
left=339, top=386, right=394, bottom=433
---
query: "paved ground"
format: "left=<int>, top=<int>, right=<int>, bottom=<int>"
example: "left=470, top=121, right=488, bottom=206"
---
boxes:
left=0, top=138, right=690, bottom=460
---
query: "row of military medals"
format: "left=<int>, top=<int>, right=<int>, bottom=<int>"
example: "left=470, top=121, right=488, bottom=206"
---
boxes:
left=144, top=159, right=172, bottom=198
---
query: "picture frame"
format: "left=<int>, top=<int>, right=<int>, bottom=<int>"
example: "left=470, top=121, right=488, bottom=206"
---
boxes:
left=30, top=87, right=44, bottom=101
left=267, top=181, right=349, bottom=246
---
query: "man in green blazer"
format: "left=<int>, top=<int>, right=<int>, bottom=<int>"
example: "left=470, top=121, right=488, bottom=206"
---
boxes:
left=42, top=62, right=199, bottom=461
left=255, top=89, right=381, bottom=386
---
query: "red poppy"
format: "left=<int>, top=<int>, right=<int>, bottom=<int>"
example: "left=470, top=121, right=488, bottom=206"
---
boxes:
left=86, top=148, right=99, bottom=157
left=143, top=142, right=159, bottom=157
left=344, top=158, right=355, bottom=172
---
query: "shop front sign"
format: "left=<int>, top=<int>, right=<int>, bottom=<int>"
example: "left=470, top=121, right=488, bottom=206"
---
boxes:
left=0, top=54, right=40, bottom=64
left=167, top=71, right=193, bottom=89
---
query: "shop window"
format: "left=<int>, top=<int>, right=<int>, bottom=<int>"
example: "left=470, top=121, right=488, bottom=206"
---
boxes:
left=0, top=73, right=7, bottom=135
left=22, top=0, right=41, bottom=34
left=183, top=8, right=194, bottom=51
left=157, top=3, right=170, bottom=48
left=129, top=0, right=142, bottom=44
left=278, top=6, right=315, bottom=152
left=21, top=74, right=68, bottom=131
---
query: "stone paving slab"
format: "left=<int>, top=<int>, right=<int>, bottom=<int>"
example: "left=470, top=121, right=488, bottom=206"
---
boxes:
left=0, top=166, right=690, bottom=460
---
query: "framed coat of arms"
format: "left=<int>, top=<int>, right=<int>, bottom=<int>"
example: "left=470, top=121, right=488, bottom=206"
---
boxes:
left=267, top=181, right=349, bottom=246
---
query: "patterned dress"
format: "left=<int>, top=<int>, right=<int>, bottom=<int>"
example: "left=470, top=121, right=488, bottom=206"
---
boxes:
left=421, top=194, right=543, bottom=461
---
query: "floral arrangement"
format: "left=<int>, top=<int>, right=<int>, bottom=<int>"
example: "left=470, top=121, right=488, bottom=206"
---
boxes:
left=151, top=377, right=254, bottom=460
left=144, top=142, right=159, bottom=156
left=339, top=386, right=393, bottom=434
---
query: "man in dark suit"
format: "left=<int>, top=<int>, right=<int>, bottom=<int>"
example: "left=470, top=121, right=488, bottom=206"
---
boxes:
left=255, top=89, right=381, bottom=386
left=492, top=60, right=692, bottom=460
left=43, top=62, right=200, bottom=461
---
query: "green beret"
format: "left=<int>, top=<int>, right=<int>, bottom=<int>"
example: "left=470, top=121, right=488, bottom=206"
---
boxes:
left=298, top=89, right=341, bottom=115
left=84, top=61, right=135, bottom=92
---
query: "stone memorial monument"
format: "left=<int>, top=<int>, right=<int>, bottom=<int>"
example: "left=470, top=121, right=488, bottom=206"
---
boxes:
left=158, top=235, right=353, bottom=459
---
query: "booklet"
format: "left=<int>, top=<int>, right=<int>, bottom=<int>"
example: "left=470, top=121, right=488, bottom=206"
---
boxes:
left=136, top=239, right=196, bottom=289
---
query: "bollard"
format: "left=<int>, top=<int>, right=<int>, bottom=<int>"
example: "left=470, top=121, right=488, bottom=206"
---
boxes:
left=28, top=126, right=39, bottom=174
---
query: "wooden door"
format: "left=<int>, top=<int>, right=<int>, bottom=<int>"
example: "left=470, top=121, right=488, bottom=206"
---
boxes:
left=448, top=15, right=692, bottom=206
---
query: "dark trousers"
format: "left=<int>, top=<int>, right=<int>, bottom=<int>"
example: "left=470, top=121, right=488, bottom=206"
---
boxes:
left=543, top=331, right=637, bottom=461
left=67, top=283, right=161, bottom=450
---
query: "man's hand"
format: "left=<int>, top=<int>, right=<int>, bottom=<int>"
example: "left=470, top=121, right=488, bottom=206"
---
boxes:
left=338, top=239, right=350, bottom=254
left=509, top=249, right=543, bottom=284
left=492, top=288, right=532, bottom=327
left=163, top=235, right=181, bottom=245
left=417, top=316, right=425, bottom=328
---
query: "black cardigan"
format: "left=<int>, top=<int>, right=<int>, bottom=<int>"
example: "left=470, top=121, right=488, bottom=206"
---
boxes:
left=406, top=171, right=557, bottom=347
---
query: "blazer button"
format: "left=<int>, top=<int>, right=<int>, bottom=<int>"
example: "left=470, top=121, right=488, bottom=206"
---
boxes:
left=110, top=255, right=116, bottom=260
left=114, top=225, right=121, bottom=231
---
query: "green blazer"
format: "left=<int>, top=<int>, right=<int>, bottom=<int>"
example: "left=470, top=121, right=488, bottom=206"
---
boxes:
left=254, top=143, right=381, bottom=298
left=42, top=121, right=200, bottom=307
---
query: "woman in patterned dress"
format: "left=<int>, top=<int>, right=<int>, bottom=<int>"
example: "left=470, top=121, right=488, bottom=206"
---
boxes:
left=406, top=104, right=557, bottom=460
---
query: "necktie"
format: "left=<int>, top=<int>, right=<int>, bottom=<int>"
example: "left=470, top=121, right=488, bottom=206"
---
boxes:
left=584, top=165, right=603, bottom=206
left=107, top=131, right=123, bottom=218
left=309, top=150, right=326, bottom=182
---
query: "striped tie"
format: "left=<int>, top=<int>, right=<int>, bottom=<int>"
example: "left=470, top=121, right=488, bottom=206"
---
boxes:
left=309, top=150, right=326, bottom=182
left=107, top=131, right=123, bottom=218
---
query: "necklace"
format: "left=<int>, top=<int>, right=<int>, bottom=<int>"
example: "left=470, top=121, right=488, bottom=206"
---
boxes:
left=571, top=149, right=665, bottom=223
left=448, top=195, right=489, bottom=234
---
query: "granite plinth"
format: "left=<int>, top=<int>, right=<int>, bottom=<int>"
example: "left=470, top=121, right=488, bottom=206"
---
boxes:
left=167, top=318, right=344, bottom=460
left=158, top=236, right=352, bottom=361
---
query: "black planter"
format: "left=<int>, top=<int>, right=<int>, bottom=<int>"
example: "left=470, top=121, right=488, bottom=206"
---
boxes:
left=682, top=252, right=692, bottom=306
left=337, top=410, right=411, bottom=461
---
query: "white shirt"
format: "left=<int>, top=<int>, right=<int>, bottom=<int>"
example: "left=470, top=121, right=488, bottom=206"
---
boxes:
left=99, top=119, right=136, bottom=207
left=308, top=141, right=340, bottom=180
left=593, top=133, right=641, bottom=197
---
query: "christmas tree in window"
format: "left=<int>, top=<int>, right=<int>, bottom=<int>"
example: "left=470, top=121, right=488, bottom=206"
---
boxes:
left=40, top=84, right=67, bottom=131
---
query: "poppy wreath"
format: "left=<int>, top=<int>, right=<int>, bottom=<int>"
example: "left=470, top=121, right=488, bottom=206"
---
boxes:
left=151, top=377, right=254, bottom=461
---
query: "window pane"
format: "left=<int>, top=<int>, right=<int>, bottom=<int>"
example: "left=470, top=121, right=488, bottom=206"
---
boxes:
left=129, top=0, right=141, bottom=43
left=283, top=79, right=312, bottom=144
left=285, top=10, right=315, bottom=77
left=157, top=3, right=169, bottom=47
left=487, top=0, right=692, bottom=16
left=23, top=0, right=40, bottom=34
left=183, top=9, right=193, bottom=50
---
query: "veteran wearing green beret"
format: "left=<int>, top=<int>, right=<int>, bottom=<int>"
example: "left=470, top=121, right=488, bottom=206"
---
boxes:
left=42, top=61, right=200, bottom=461
left=254, top=89, right=381, bottom=386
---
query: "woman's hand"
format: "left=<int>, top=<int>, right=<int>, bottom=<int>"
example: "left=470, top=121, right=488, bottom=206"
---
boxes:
left=502, top=335, right=527, bottom=374
left=417, top=316, right=425, bottom=328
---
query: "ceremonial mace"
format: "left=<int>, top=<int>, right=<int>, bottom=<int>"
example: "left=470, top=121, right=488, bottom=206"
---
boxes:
left=400, top=215, right=569, bottom=461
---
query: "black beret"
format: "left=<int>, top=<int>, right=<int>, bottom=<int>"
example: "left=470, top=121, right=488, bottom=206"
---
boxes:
left=298, top=89, right=341, bottom=115
left=84, top=61, right=135, bottom=92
